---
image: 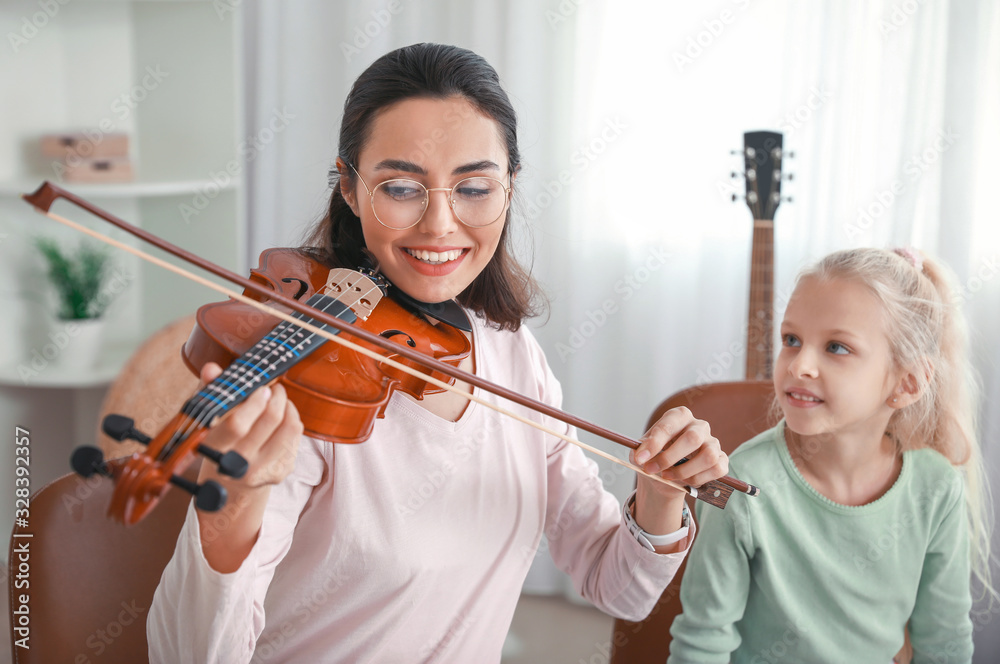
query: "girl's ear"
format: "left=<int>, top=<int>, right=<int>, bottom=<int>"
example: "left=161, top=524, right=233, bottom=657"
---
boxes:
left=336, top=158, right=360, bottom=216
left=888, top=360, right=933, bottom=409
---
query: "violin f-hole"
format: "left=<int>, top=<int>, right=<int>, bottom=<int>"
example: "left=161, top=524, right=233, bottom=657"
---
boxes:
left=380, top=330, right=417, bottom=348
left=281, top=277, right=310, bottom=300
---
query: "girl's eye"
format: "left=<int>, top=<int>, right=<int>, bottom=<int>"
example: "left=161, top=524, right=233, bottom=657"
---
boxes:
left=827, top=342, right=850, bottom=355
left=782, top=334, right=800, bottom=347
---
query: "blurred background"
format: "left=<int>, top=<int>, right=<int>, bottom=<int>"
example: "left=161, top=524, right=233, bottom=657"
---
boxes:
left=0, top=0, right=997, bottom=662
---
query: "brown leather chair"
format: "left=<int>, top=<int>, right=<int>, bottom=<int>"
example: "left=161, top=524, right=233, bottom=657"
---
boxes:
left=8, top=315, right=200, bottom=663
left=8, top=467, right=195, bottom=664
left=609, top=380, right=776, bottom=664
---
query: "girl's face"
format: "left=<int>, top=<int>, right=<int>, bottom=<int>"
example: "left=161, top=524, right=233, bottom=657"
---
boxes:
left=774, top=276, right=902, bottom=440
left=342, top=96, right=511, bottom=304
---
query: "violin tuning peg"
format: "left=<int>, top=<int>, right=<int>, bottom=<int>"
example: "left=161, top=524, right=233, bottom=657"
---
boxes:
left=197, top=444, right=249, bottom=479
left=102, top=414, right=152, bottom=445
left=71, top=445, right=112, bottom=479
left=170, top=475, right=228, bottom=512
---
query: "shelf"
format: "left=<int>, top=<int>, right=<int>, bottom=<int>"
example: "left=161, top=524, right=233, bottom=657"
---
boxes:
left=0, top=342, right=135, bottom=388
left=0, top=177, right=242, bottom=199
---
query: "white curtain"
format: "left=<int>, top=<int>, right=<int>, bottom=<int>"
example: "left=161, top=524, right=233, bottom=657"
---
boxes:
left=554, top=0, right=1000, bottom=657
left=242, top=0, right=1000, bottom=647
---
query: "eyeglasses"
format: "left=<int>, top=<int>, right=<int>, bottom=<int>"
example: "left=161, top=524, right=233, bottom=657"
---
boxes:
left=346, top=161, right=512, bottom=230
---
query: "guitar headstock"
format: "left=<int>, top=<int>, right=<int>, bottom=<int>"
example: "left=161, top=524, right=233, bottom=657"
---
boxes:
left=733, top=131, right=790, bottom=221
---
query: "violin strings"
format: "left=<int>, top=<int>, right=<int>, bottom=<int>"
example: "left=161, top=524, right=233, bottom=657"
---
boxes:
left=39, top=207, right=691, bottom=494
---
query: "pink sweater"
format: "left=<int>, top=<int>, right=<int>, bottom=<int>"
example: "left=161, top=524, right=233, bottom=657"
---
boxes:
left=148, top=316, right=692, bottom=663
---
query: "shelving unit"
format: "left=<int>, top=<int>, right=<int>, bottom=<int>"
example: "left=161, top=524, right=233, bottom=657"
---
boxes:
left=0, top=0, right=246, bottom=543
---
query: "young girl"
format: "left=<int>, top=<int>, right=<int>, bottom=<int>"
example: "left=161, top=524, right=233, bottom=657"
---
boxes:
left=147, top=43, right=730, bottom=663
left=668, top=247, right=992, bottom=663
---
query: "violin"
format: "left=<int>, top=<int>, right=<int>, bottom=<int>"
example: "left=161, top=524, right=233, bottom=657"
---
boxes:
left=23, top=181, right=759, bottom=526
left=105, top=249, right=470, bottom=524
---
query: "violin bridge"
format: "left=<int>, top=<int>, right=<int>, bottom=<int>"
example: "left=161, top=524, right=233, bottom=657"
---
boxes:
left=323, top=268, right=384, bottom=320
left=695, top=479, right=735, bottom=509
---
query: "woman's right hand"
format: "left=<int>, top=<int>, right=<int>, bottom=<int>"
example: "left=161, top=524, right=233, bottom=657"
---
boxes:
left=194, top=362, right=304, bottom=572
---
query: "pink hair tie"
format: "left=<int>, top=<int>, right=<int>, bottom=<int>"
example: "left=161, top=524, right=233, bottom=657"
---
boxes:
left=893, top=247, right=924, bottom=273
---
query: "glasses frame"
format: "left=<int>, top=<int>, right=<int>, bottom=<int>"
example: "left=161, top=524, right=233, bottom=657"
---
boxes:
left=346, top=161, right=512, bottom=230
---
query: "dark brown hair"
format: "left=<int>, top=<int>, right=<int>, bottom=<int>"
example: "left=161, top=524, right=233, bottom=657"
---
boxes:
left=303, top=43, right=543, bottom=331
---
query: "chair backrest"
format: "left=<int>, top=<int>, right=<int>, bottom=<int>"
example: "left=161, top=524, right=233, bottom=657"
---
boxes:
left=8, top=468, right=193, bottom=663
left=8, top=314, right=200, bottom=663
left=609, top=380, right=775, bottom=664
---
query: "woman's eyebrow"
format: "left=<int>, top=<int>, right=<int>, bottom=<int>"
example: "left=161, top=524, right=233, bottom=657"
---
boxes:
left=453, top=160, right=500, bottom=175
left=373, top=159, right=425, bottom=174
left=371, top=159, right=501, bottom=176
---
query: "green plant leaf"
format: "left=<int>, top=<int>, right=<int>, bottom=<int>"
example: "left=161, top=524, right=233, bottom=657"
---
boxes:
left=34, top=237, right=115, bottom=320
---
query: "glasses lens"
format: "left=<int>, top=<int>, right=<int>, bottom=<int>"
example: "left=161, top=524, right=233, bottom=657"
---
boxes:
left=372, top=179, right=427, bottom=228
left=452, top=177, right=508, bottom=226
left=371, top=177, right=508, bottom=228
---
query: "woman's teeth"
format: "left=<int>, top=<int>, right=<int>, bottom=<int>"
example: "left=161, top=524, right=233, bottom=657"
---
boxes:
left=790, top=392, right=822, bottom=402
left=406, top=248, right=463, bottom=265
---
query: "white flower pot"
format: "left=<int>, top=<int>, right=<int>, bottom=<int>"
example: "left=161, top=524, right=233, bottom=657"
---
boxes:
left=46, top=318, right=106, bottom=371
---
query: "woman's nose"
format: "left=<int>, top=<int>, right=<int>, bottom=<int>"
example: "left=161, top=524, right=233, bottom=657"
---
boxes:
left=417, top=188, right=460, bottom=237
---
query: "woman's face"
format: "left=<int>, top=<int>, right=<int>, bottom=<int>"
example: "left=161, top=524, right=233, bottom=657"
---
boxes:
left=341, top=96, right=511, bottom=304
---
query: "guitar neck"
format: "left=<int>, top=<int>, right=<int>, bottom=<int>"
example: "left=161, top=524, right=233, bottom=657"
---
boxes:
left=746, top=219, right=774, bottom=380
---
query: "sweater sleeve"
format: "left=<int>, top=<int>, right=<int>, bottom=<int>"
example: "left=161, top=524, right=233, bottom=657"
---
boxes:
left=542, top=434, right=695, bottom=622
left=529, top=341, right=691, bottom=622
left=667, top=489, right=753, bottom=663
left=908, top=473, right=973, bottom=664
left=147, top=436, right=329, bottom=664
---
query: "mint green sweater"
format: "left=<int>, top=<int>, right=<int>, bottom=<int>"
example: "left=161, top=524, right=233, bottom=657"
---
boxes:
left=668, top=422, right=973, bottom=664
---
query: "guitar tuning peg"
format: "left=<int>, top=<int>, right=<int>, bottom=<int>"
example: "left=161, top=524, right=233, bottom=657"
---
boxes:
left=730, top=149, right=742, bottom=155
left=170, top=474, right=228, bottom=512
left=730, top=171, right=742, bottom=179
left=785, top=173, right=794, bottom=181
left=747, top=191, right=759, bottom=204
left=787, top=151, right=796, bottom=158
left=102, top=414, right=152, bottom=445
left=732, top=193, right=745, bottom=202
left=197, top=444, right=249, bottom=479
left=784, top=196, right=794, bottom=203
left=71, top=445, right=113, bottom=479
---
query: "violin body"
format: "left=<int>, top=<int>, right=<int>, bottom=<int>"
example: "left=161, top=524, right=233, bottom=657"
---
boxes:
left=182, top=248, right=471, bottom=443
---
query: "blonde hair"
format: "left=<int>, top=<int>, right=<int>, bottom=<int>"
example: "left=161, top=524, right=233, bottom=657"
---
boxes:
left=799, top=247, right=994, bottom=601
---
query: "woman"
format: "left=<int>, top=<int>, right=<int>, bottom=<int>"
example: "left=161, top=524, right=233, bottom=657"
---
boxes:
left=148, top=42, right=728, bottom=663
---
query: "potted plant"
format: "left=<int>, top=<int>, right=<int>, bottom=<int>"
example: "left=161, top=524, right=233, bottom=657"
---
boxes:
left=34, top=237, right=115, bottom=370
